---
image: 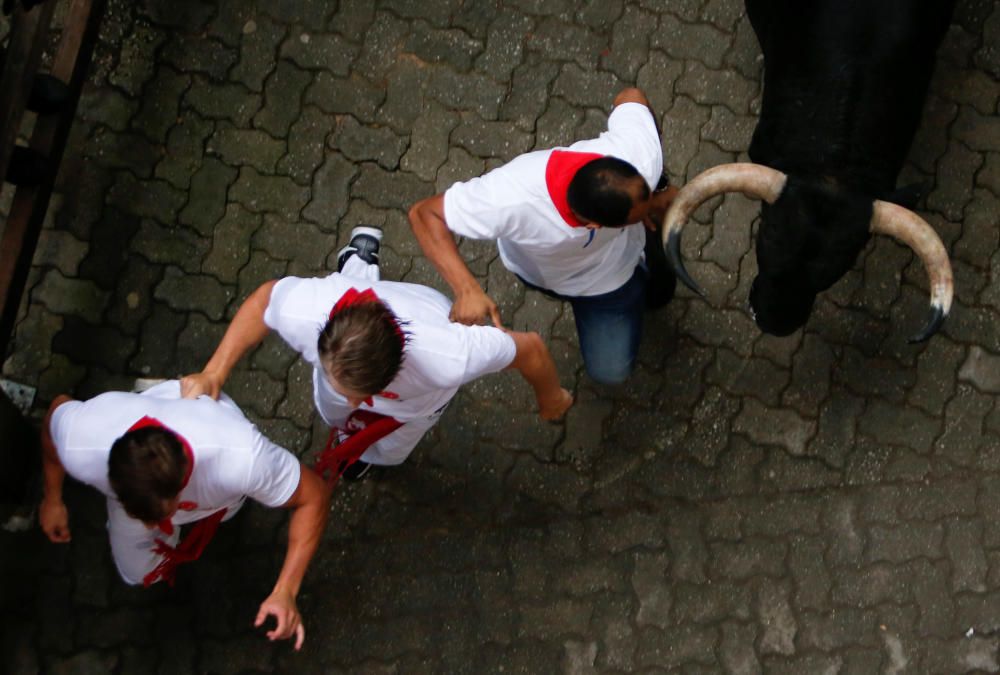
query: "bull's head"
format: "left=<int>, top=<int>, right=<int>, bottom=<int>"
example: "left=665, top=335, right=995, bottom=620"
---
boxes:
left=664, top=164, right=953, bottom=342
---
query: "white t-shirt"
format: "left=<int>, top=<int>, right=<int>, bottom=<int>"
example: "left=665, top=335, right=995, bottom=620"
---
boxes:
left=49, top=380, right=301, bottom=525
left=263, top=272, right=518, bottom=426
left=443, top=102, right=663, bottom=296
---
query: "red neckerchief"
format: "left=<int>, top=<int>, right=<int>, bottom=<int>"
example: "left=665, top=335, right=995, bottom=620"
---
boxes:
left=545, top=150, right=604, bottom=228
left=314, top=410, right=403, bottom=488
left=125, top=416, right=226, bottom=588
left=126, top=416, right=197, bottom=536
left=329, top=287, right=404, bottom=406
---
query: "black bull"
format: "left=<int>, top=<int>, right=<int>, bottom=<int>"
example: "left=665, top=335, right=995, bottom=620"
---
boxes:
left=665, top=0, right=957, bottom=342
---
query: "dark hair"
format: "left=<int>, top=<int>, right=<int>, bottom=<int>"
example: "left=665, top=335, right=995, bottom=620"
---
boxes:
left=566, top=157, right=650, bottom=227
left=318, top=301, right=406, bottom=395
left=108, top=427, right=187, bottom=522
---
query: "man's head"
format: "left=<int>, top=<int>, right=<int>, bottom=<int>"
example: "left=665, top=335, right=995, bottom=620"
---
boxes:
left=567, top=157, right=651, bottom=228
left=108, top=427, right=188, bottom=524
left=318, top=301, right=405, bottom=405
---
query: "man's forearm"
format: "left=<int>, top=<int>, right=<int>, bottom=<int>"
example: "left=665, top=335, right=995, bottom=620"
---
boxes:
left=201, top=281, right=276, bottom=384
left=40, top=397, right=70, bottom=502
left=408, top=197, right=483, bottom=298
left=271, top=467, right=330, bottom=598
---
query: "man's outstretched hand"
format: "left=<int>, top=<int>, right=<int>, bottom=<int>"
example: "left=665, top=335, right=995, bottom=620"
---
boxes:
left=255, top=589, right=305, bottom=651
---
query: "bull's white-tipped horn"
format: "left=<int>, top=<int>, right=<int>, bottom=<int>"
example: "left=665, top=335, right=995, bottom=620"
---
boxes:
left=662, top=163, right=788, bottom=295
left=869, top=200, right=953, bottom=343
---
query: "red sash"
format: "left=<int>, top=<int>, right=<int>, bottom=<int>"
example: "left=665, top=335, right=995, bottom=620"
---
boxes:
left=314, top=410, right=403, bottom=488
left=125, top=416, right=227, bottom=588
left=545, top=150, right=604, bottom=227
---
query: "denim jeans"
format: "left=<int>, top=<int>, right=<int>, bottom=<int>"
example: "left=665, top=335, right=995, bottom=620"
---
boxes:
left=518, top=266, right=648, bottom=385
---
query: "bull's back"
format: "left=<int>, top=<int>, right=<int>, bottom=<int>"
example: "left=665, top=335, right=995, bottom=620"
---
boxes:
left=746, top=0, right=955, bottom=194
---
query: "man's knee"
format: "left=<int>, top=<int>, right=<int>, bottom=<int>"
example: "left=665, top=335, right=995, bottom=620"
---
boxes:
left=584, top=356, right=634, bottom=385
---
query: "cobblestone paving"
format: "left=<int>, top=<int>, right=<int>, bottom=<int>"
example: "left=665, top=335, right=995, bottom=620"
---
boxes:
left=2, top=0, right=1000, bottom=672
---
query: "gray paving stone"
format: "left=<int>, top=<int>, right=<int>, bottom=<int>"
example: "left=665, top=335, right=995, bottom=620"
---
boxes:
left=202, top=204, right=262, bottom=283
left=600, top=4, right=655, bottom=81
left=277, top=105, right=337, bottom=186
left=108, top=21, right=164, bottom=97
left=178, top=157, right=240, bottom=236
left=131, top=67, right=190, bottom=144
left=86, top=128, right=160, bottom=178
left=526, top=17, right=604, bottom=70
left=229, top=166, right=311, bottom=220
left=302, top=152, right=359, bottom=231
left=330, top=116, right=409, bottom=170
left=501, top=57, right=561, bottom=130
left=755, top=579, right=796, bottom=656
left=155, top=113, right=215, bottom=190
left=909, top=94, right=959, bottom=174
left=634, top=623, right=718, bottom=669
left=252, top=215, right=333, bottom=272
left=153, top=266, right=233, bottom=321
left=185, top=77, right=262, bottom=127
left=927, top=139, right=982, bottom=220
left=131, top=219, right=210, bottom=274
left=652, top=13, right=731, bottom=69
left=305, top=72, right=385, bottom=123
left=229, top=15, right=286, bottom=92
left=935, top=383, right=994, bottom=469
left=31, top=271, right=107, bottom=324
left=426, top=67, right=507, bottom=120
left=160, top=35, right=237, bottom=83
left=662, top=95, right=712, bottom=178
left=254, top=60, right=314, bottom=138
left=451, top=116, right=534, bottom=162
left=351, top=164, right=433, bottom=212
left=473, top=10, right=531, bottom=81
left=676, top=61, right=758, bottom=115
left=280, top=31, right=358, bottom=75
left=959, top=345, right=1000, bottom=393
left=78, top=83, right=140, bottom=133
left=404, top=21, right=483, bottom=71
left=208, top=124, right=286, bottom=174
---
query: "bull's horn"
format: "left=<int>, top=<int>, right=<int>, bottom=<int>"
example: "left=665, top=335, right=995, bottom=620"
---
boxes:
left=869, top=200, right=953, bottom=343
left=663, top=163, right=788, bottom=295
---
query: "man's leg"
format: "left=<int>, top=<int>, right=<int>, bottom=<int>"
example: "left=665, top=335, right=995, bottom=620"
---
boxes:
left=569, top=267, right=647, bottom=385
left=338, top=226, right=382, bottom=281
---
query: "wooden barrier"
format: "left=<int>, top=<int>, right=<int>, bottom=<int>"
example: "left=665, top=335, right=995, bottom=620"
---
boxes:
left=0, top=0, right=107, bottom=502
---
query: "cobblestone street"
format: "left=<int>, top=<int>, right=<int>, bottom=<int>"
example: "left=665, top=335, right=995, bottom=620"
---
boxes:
left=2, top=0, right=1000, bottom=672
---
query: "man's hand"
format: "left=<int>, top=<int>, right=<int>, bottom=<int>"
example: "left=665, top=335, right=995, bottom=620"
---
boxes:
left=538, top=387, right=574, bottom=421
left=39, top=495, right=71, bottom=543
left=451, top=286, right=503, bottom=328
left=255, top=588, right=305, bottom=650
left=179, top=372, right=224, bottom=400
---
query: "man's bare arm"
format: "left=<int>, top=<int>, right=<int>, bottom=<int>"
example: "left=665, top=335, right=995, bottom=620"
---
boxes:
left=255, top=464, right=331, bottom=651
left=408, top=194, right=503, bottom=328
left=39, top=395, right=73, bottom=542
left=180, top=281, right=276, bottom=399
left=505, top=331, right=573, bottom=421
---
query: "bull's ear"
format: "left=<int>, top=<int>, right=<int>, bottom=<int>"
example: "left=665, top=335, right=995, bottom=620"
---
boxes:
left=881, top=182, right=928, bottom=210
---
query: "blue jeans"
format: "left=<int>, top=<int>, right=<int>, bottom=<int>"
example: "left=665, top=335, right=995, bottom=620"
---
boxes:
left=519, top=267, right=647, bottom=385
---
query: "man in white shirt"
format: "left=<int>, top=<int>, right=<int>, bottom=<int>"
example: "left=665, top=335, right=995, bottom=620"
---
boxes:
left=408, top=87, right=678, bottom=384
left=39, top=380, right=329, bottom=650
left=181, top=227, right=572, bottom=479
